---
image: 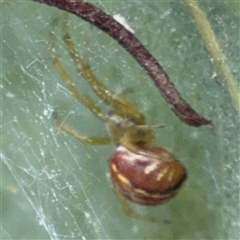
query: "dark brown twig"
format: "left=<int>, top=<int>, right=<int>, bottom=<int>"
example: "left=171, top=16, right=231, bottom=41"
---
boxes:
left=33, top=0, right=211, bottom=127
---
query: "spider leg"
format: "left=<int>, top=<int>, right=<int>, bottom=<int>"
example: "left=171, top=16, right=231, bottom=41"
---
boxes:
left=50, top=19, right=107, bottom=120
left=50, top=19, right=111, bottom=145
left=61, top=20, right=145, bottom=125
left=115, top=190, right=170, bottom=224
left=53, top=112, right=111, bottom=145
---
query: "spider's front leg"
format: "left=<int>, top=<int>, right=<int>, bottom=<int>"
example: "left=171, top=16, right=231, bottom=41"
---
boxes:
left=50, top=19, right=111, bottom=145
left=61, top=19, right=146, bottom=125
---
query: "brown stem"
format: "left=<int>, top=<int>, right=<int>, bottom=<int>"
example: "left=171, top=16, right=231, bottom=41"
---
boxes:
left=33, top=0, right=211, bottom=127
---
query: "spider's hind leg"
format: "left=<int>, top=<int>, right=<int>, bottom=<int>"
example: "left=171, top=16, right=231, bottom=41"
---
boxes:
left=115, top=190, right=170, bottom=224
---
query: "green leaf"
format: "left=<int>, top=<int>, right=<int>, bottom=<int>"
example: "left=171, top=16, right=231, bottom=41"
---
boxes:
left=2, top=1, right=239, bottom=239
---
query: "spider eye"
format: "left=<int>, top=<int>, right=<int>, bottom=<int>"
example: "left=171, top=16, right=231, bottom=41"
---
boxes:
left=109, top=145, right=187, bottom=206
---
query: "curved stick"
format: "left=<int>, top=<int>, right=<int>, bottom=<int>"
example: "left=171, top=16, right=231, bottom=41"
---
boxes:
left=33, top=0, right=211, bottom=127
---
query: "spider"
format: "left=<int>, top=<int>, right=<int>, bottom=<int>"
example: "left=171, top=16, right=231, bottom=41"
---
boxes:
left=50, top=19, right=187, bottom=223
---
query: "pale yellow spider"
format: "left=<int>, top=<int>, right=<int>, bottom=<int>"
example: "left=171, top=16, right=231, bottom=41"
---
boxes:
left=50, top=19, right=187, bottom=223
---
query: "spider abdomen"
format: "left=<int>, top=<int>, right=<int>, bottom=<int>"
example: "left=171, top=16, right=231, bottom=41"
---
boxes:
left=109, top=145, right=187, bottom=206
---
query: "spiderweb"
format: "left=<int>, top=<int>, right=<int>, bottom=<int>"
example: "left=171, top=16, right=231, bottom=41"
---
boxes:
left=2, top=1, right=239, bottom=239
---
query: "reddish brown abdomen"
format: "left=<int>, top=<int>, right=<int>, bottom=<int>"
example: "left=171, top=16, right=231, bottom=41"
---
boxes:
left=109, top=145, right=187, bottom=206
